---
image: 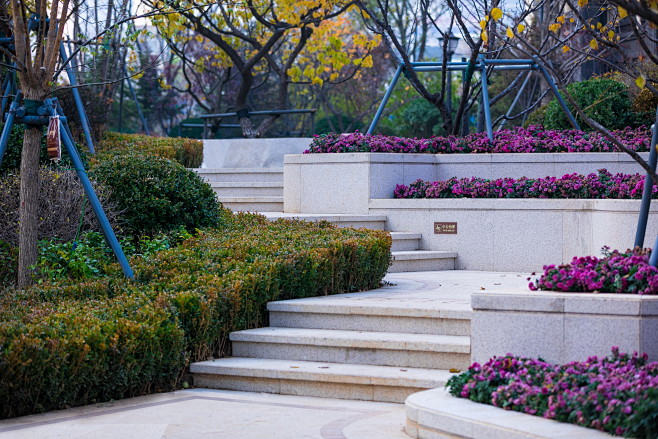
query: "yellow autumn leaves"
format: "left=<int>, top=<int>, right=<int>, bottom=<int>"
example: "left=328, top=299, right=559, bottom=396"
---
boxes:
left=479, top=7, right=527, bottom=42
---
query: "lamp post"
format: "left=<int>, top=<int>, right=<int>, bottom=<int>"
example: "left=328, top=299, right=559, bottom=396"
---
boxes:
left=439, top=33, right=460, bottom=122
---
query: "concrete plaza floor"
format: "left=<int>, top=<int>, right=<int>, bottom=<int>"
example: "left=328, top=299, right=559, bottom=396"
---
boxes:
left=0, top=271, right=530, bottom=439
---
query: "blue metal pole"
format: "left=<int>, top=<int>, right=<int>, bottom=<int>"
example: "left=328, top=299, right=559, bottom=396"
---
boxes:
left=122, top=65, right=150, bottom=135
left=51, top=101, right=134, bottom=279
left=0, top=90, right=21, bottom=166
left=367, top=64, right=404, bottom=134
left=533, top=56, right=580, bottom=130
left=1, top=74, right=11, bottom=115
left=478, top=55, right=494, bottom=142
left=498, top=71, right=532, bottom=131
left=59, top=43, right=95, bottom=154
left=636, top=107, right=658, bottom=248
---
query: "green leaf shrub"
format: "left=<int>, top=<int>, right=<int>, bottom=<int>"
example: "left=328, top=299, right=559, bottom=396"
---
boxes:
left=98, top=132, right=204, bottom=168
left=90, top=153, right=220, bottom=236
left=544, top=78, right=635, bottom=130
left=0, top=212, right=391, bottom=418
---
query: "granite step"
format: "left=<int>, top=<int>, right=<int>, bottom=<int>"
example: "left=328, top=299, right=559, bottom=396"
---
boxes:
left=263, top=213, right=388, bottom=230
left=230, top=327, right=470, bottom=370
left=389, top=232, right=422, bottom=251
left=219, top=196, right=284, bottom=212
left=268, top=299, right=471, bottom=336
left=190, top=357, right=456, bottom=403
left=210, top=181, right=283, bottom=197
left=389, top=251, right=457, bottom=273
left=195, top=168, right=283, bottom=182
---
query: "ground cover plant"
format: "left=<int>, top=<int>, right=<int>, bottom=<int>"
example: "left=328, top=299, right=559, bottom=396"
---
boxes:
left=0, top=212, right=391, bottom=419
left=97, top=132, right=203, bottom=168
left=447, top=348, right=658, bottom=438
left=306, top=126, right=651, bottom=154
left=394, top=170, right=655, bottom=199
left=528, top=247, right=658, bottom=295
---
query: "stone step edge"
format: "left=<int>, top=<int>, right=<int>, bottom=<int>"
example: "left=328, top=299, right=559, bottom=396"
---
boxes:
left=195, top=168, right=283, bottom=173
left=267, top=301, right=472, bottom=321
left=217, top=196, right=284, bottom=202
left=405, top=388, right=618, bottom=439
left=389, top=232, right=422, bottom=240
left=263, top=213, right=387, bottom=223
left=392, top=250, right=457, bottom=260
left=209, top=182, right=284, bottom=188
left=229, top=327, right=470, bottom=353
left=191, top=358, right=456, bottom=388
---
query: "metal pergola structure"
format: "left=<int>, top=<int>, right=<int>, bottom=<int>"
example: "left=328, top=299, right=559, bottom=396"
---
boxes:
left=367, top=54, right=580, bottom=140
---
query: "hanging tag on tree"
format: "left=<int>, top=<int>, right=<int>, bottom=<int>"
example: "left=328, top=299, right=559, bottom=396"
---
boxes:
left=47, top=115, right=61, bottom=161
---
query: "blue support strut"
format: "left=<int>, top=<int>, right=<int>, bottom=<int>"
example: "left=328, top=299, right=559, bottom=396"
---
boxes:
left=59, top=43, right=95, bottom=154
left=367, top=64, right=403, bottom=134
left=533, top=56, right=580, bottom=130
left=634, top=108, right=658, bottom=248
left=52, top=101, right=134, bottom=279
left=478, top=55, right=494, bottom=142
left=0, top=90, right=21, bottom=165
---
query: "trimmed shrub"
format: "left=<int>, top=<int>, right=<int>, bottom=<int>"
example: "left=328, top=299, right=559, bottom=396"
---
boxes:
left=0, top=212, right=391, bottom=418
left=0, top=292, right=186, bottom=419
left=543, top=78, right=635, bottom=130
left=90, top=152, right=220, bottom=236
left=0, top=167, right=120, bottom=246
left=98, top=132, right=204, bottom=168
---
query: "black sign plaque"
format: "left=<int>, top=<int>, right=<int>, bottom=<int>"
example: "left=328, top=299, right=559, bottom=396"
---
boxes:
left=434, top=222, right=457, bottom=234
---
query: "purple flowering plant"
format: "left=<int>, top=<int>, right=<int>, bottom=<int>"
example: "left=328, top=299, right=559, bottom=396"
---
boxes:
left=528, top=247, right=658, bottom=295
left=394, top=170, right=656, bottom=200
left=446, top=348, right=658, bottom=438
left=306, top=126, right=651, bottom=154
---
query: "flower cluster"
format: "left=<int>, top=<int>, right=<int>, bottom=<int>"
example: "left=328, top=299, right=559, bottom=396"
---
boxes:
left=447, top=349, right=658, bottom=438
left=306, top=126, right=651, bottom=154
left=393, top=170, right=656, bottom=200
left=528, top=247, right=658, bottom=295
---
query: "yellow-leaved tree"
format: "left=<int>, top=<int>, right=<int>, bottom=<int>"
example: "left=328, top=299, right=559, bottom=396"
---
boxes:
left=148, top=0, right=379, bottom=138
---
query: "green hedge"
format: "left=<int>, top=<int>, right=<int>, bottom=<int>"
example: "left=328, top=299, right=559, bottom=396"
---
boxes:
left=97, top=132, right=204, bottom=168
left=0, top=212, right=391, bottom=418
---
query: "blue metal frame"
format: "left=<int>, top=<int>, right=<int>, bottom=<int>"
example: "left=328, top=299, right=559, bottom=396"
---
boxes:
left=367, top=57, right=576, bottom=140
left=59, top=43, right=95, bottom=153
left=635, top=105, right=658, bottom=252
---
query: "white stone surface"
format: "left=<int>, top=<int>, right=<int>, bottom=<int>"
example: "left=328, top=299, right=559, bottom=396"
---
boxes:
left=370, top=198, right=658, bottom=272
left=406, top=388, right=621, bottom=439
left=202, top=138, right=312, bottom=168
left=471, top=290, right=658, bottom=364
left=0, top=389, right=409, bottom=439
left=285, top=151, right=651, bottom=214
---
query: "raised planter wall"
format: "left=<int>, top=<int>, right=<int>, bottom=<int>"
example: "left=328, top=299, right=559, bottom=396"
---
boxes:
left=284, top=152, right=650, bottom=214
left=202, top=138, right=312, bottom=169
left=471, top=291, right=658, bottom=364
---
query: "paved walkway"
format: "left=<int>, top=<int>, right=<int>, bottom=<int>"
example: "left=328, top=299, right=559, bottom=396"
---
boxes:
left=0, top=271, right=529, bottom=439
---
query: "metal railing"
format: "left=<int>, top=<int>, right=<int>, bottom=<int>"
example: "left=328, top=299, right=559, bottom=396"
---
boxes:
left=194, top=109, right=316, bottom=139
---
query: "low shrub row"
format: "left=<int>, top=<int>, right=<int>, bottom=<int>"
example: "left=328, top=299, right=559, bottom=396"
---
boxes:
left=394, top=170, right=655, bottom=199
left=97, top=132, right=203, bottom=168
left=447, top=349, right=658, bottom=438
left=306, top=126, right=651, bottom=154
left=0, top=212, right=391, bottom=418
left=528, top=247, right=658, bottom=295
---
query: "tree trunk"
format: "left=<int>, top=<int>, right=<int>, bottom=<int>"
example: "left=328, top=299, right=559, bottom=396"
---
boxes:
left=17, top=124, right=42, bottom=288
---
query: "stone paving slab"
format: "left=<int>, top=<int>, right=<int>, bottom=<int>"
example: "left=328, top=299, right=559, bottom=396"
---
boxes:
left=0, top=389, right=409, bottom=439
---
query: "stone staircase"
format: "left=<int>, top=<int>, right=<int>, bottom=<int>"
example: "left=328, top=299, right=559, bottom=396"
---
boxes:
left=195, top=168, right=284, bottom=212
left=191, top=281, right=470, bottom=403
left=196, top=169, right=457, bottom=273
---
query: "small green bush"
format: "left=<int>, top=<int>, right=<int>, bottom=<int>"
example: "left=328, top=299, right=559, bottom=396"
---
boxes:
left=0, top=212, right=391, bottom=418
left=544, top=78, right=634, bottom=130
left=523, top=105, right=548, bottom=127
left=98, top=132, right=203, bottom=168
left=90, top=153, right=220, bottom=236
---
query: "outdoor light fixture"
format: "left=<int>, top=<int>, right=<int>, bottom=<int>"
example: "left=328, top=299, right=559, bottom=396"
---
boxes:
left=439, top=32, right=460, bottom=59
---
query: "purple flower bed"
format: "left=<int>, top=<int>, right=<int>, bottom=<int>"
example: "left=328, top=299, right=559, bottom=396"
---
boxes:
left=306, top=126, right=651, bottom=154
left=446, top=348, right=658, bottom=438
left=528, top=247, right=658, bottom=295
left=394, top=170, right=656, bottom=199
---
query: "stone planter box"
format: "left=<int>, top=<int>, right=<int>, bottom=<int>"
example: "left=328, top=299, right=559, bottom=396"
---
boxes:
left=369, top=198, right=658, bottom=272
left=202, top=138, right=312, bottom=168
left=284, top=151, right=650, bottom=214
left=406, top=388, right=621, bottom=439
left=471, top=290, right=658, bottom=364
